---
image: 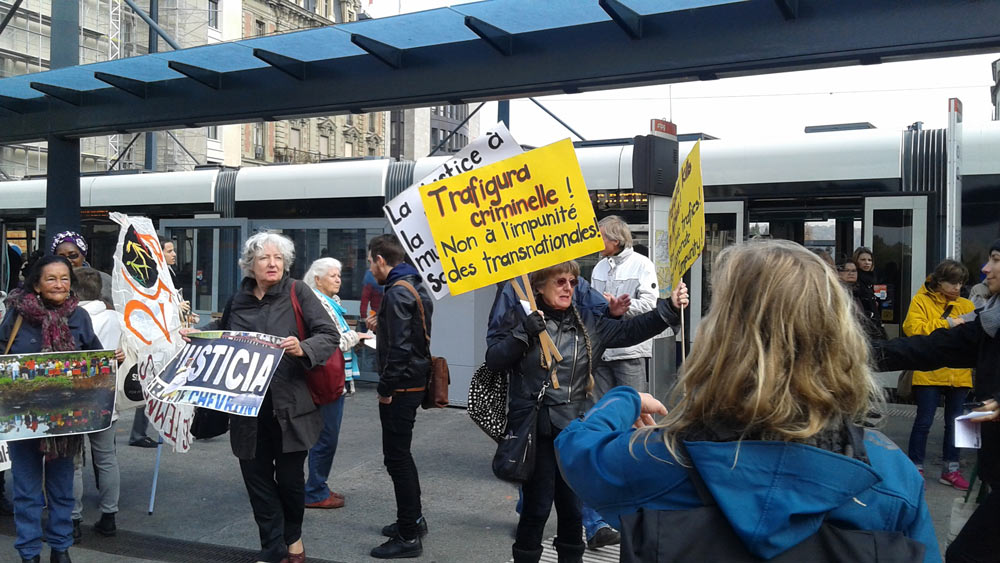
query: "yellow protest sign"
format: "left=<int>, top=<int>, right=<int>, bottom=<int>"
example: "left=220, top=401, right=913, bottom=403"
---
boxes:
left=669, top=141, right=705, bottom=289
left=419, top=139, right=603, bottom=296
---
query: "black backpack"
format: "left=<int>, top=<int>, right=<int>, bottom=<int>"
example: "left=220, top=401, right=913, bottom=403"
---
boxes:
left=619, top=441, right=925, bottom=563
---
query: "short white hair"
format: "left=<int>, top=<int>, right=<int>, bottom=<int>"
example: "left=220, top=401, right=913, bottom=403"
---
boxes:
left=599, top=215, right=632, bottom=249
left=304, top=257, right=342, bottom=291
left=238, top=232, right=295, bottom=278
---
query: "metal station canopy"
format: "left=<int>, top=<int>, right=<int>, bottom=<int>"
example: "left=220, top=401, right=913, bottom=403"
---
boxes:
left=1, top=0, right=999, bottom=144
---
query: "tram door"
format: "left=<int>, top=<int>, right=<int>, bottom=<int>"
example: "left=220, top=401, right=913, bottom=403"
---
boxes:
left=161, top=219, right=246, bottom=326
left=864, top=195, right=928, bottom=334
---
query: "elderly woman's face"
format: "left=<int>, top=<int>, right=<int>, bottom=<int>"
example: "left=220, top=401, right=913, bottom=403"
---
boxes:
left=252, top=244, right=285, bottom=286
left=315, top=267, right=341, bottom=297
left=34, top=262, right=72, bottom=305
left=54, top=242, right=85, bottom=268
left=539, top=272, right=577, bottom=310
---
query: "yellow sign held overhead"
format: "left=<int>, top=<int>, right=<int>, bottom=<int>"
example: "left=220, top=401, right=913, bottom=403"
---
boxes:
left=669, top=141, right=705, bottom=289
left=419, top=139, right=604, bottom=296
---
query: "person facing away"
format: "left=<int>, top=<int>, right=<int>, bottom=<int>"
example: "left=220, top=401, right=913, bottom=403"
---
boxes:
left=366, top=234, right=433, bottom=559
left=902, top=259, right=975, bottom=491
left=556, top=239, right=940, bottom=563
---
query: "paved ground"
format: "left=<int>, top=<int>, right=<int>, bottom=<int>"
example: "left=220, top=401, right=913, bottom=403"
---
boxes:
left=0, top=383, right=978, bottom=562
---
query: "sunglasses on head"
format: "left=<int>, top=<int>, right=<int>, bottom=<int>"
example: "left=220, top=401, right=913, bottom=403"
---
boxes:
left=552, top=276, right=578, bottom=288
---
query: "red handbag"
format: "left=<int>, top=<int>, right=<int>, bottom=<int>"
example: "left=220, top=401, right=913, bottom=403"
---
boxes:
left=289, top=281, right=346, bottom=405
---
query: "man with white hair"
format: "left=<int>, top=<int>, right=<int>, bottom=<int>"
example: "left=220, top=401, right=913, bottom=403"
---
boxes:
left=586, top=215, right=660, bottom=550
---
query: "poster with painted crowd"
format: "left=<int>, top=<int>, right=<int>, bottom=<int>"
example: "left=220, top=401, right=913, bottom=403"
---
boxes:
left=384, top=123, right=523, bottom=300
left=111, top=212, right=194, bottom=453
left=148, top=331, right=284, bottom=417
left=0, top=349, right=117, bottom=442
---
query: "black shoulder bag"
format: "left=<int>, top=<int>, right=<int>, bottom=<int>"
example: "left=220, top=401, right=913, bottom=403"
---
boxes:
left=491, top=373, right=550, bottom=483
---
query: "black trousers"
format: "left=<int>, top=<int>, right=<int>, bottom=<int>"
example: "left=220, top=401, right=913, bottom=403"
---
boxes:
left=379, top=391, right=424, bottom=540
left=514, top=425, right=583, bottom=552
left=239, top=414, right=309, bottom=563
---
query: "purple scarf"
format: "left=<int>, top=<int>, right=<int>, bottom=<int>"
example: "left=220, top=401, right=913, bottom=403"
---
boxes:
left=6, top=288, right=80, bottom=352
left=5, top=288, right=83, bottom=458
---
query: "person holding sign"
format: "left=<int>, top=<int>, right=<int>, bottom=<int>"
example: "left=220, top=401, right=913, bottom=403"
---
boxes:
left=0, top=256, right=104, bottom=563
left=486, top=260, right=686, bottom=563
left=184, top=232, right=339, bottom=563
left=555, top=240, right=937, bottom=563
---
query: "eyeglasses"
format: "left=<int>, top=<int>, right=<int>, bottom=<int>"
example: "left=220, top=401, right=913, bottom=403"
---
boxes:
left=58, top=251, right=81, bottom=261
left=552, top=277, right=578, bottom=288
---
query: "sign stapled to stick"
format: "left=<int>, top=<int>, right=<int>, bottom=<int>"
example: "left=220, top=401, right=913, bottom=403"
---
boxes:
left=148, top=331, right=284, bottom=416
left=111, top=212, right=194, bottom=453
left=419, top=138, right=604, bottom=296
left=0, top=349, right=117, bottom=442
left=384, top=123, right=523, bottom=300
left=668, top=141, right=705, bottom=289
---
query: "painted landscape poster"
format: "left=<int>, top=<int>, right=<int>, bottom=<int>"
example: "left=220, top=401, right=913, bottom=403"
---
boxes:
left=0, top=349, right=117, bottom=441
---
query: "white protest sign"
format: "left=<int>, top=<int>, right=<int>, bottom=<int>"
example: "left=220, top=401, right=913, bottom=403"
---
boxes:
left=384, top=123, right=523, bottom=300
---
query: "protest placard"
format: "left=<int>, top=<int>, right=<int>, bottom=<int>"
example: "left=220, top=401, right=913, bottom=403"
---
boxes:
left=668, top=141, right=705, bottom=289
left=0, top=349, right=117, bottom=442
left=0, top=442, right=9, bottom=471
left=419, top=139, right=603, bottom=296
left=148, top=331, right=285, bottom=417
left=384, top=123, right=523, bottom=300
left=111, top=212, right=194, bottom=452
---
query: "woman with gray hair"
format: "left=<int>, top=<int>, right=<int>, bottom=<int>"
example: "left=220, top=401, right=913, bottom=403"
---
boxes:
left=182, top=231, right=338, bottom=563
left=301, top=257, right=372, bottom=510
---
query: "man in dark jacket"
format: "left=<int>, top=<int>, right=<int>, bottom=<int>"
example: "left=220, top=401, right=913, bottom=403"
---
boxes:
left=873, top=239, right=1000, bottom=563
left=367, top=234, right=433, bottom=559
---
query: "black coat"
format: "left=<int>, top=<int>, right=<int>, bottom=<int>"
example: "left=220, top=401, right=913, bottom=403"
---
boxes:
left=375, top=265, right=433, bottom=397
left=873, top=317, right=1000, bottom=484
left=487, top=299, right=679, bottom=430
left=213, top=276, right=339, bottom=459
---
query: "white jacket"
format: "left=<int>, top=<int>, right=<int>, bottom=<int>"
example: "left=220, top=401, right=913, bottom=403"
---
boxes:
left=590, top=247, right=660, bottom=360
left=81, top=300, right=123, bottom=419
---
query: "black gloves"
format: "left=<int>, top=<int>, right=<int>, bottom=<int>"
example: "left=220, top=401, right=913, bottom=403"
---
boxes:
left=523, top=311, right=546, bottom=337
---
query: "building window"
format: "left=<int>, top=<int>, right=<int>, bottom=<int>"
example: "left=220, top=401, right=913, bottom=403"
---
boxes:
left=320, top=135, right=329, bottom=156
left=207, top=125, right=219, bottom=140
left=346, top=113, right=353, bottom=126
left=290, top=128, right=301, bottom=149
left=252, top=123, right=264, bottom=159
left=368, top=114, right=375, bottom=133
left=208, top=0, right=219, bottom=29
left=344, top=142, right=353, bottom=157
left=255, top=19, right=265, bottom=37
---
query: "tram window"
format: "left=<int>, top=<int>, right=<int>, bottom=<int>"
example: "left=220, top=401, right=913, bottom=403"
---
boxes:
left=701, top=214, right=738, bottom=316
left=804, top=219, right=835, bottom=259
left=871, top=209, right=913, bottom=337
left=749, top=222, right=770, bottom=238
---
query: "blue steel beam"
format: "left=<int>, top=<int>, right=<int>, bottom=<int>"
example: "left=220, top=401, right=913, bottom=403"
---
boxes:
left=0, top=0, right=999, bottom=144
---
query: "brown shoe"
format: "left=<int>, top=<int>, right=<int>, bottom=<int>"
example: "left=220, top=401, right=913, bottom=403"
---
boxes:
left=330, top=491, right=345, bottom=501
left=305, top=492, right=344, bottom=509
left=280, top=551, right=305, bottom=563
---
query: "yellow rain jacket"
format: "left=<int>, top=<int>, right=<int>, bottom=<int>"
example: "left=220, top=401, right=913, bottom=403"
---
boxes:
left=902, top=284, right=975, bottom=388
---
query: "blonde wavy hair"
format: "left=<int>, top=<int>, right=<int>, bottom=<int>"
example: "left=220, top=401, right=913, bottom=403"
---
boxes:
left=635, top=239, right=882, bottom=461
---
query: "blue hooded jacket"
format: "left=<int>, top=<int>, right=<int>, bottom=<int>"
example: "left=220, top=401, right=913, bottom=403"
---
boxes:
left=554, top=387, right=941, bottom=562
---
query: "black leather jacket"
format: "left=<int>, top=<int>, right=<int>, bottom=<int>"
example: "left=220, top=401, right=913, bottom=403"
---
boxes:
left=487, top=298, right=680, bottom=430
left=376, top=264, right=433, bottom=397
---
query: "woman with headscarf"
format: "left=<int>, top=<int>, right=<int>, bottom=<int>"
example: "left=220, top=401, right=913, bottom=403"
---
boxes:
left=51, top=231, right=113, bottom=307
left=301, top=257, right=372, bottom=509
left=1, top=255, right=103, bottom=563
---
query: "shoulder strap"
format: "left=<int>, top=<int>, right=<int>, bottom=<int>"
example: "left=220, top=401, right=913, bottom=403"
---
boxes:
left=3, top=315, right=23, bottom=355
left=940, top=304, right=954, bottom=319
left=289, top=281, right=307, bottom=339
left=392, top=280, right=430, bottom=352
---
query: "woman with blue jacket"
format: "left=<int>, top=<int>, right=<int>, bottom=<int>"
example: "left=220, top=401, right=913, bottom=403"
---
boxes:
left=555, top=240, right=940, bottom=562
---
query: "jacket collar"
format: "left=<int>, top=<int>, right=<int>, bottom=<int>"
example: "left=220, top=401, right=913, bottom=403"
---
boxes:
left=606, top=246, right=634, bottom=268
left=385, top=263, right=420, bottom=286
left=240, top=275, right=292, bottom=297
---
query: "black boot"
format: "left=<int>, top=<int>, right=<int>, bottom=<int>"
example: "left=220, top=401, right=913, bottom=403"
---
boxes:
left=553, top=539, right=585, bottom=563
left=50, top=549, right=72, bottom=563
left=512, top=545, right=543, bottom=563
left=93, top=512, right=116, bottom=537
left=20, top=556, right=39, bottom=563
left=370, top=535, right=422, bottom=559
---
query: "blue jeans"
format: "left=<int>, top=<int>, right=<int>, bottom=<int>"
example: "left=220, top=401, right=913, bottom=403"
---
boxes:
left=304, top=396, right=345, bottom=504
left=907, top=385, right=968, bottom=466
left=582, top=505, right=610, bottom=539
left=10, top=439, right=75, bottom=559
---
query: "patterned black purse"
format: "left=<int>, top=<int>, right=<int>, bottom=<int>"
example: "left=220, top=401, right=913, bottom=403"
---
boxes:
left=467, top=363, right=508, bottom=443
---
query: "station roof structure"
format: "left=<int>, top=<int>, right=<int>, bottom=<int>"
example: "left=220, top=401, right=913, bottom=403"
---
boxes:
left=0, top=0, right=999, bottom=144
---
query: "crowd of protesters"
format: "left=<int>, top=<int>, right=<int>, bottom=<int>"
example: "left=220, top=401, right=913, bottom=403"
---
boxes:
left=2, top=222, right=999, bottom=563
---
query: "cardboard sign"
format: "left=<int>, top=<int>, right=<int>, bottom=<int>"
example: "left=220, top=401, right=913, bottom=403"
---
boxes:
left=668, top=141, right=705, bottom=289
left=111, top=212, right=194, bottom=452
left=384, top=124, right=523, bottom=300
left=0, top=349, right=117, bottom=442
left=419, top=139, right=603, bottom=296
left=148, top=331, right=285, bottom=417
